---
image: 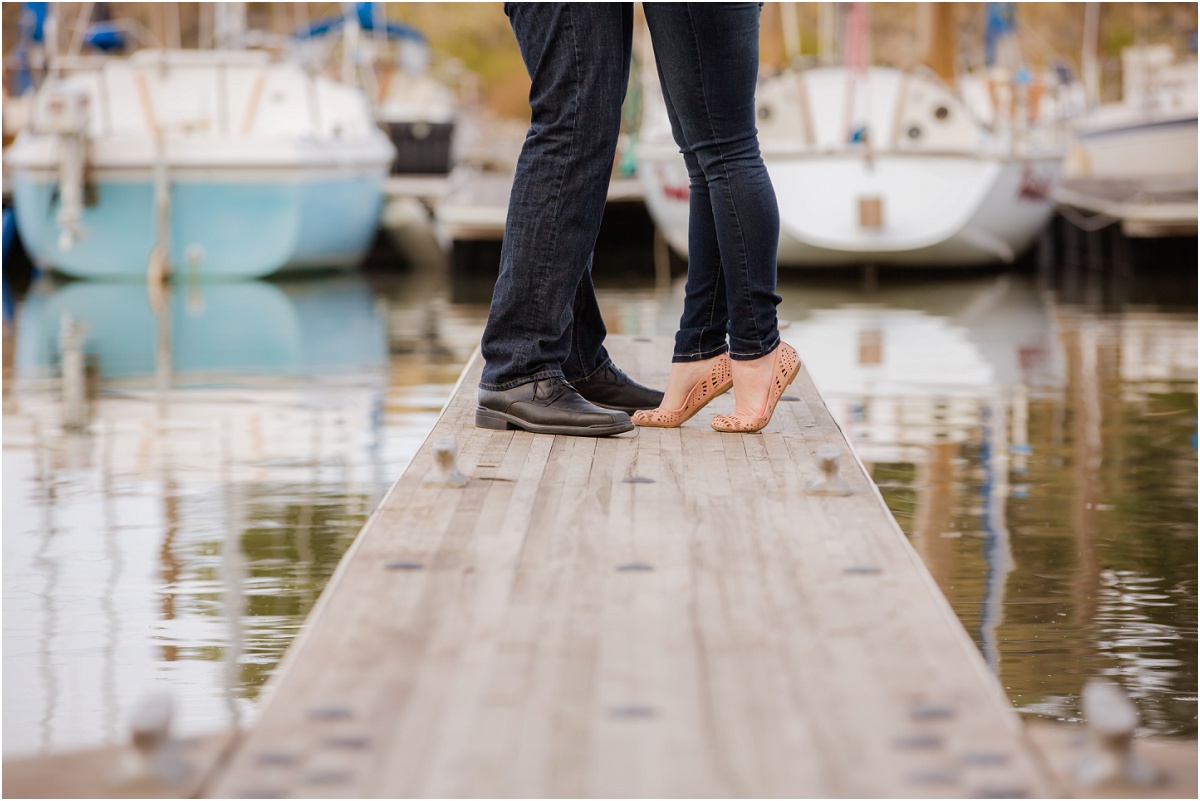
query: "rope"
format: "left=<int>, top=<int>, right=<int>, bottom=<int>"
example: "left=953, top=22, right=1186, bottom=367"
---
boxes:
left=1053, top=202, right=1121, bottom=232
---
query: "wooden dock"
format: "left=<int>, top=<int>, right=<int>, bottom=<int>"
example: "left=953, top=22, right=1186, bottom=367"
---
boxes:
left=202, top=335, right=1054, bottom=798
left=3, top=732, right=237, bottom=799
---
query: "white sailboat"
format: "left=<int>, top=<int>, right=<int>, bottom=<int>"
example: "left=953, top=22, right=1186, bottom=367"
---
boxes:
left=5, top=7, right=394, bottom=281
left=637, top=4, right=1067, bottom=268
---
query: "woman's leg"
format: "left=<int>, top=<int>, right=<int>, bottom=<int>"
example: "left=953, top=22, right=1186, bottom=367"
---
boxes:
left=644, top=2, right=784, bottom=416
left=656, top=62, right=729, bottom=365
left=649, top=50, right=730, bottom=410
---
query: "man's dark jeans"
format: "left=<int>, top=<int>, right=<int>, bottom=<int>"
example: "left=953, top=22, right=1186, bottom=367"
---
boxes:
left=479, top=3, right=634, bottom=391
left=644, top=3, right=782, bottom=363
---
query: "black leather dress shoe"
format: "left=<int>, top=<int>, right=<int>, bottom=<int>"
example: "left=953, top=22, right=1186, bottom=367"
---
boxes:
left=570, top=362, right=665, bottom=414
left=476, top=377, right=634, bottom=436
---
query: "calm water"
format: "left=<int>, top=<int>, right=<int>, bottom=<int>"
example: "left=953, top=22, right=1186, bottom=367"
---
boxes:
left=3, top=248, right=1196, bottom=757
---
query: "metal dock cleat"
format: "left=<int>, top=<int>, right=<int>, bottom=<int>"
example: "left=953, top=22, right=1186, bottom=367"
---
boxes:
left=808, top=444, right=852, bottom=495
left=1075, top=679, right=1166, bottom=790
left=110, top=691, right=189, bottom=787
left=422, top=436, right=469, bottom=488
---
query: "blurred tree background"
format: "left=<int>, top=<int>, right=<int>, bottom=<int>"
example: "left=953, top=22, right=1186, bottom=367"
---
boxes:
left=4, top=3, right=1197, bottom=117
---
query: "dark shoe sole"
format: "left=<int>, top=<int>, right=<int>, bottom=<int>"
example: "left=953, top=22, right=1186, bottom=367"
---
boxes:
left=585, top=400, right=663, bottom=415
left=475, top=407, right=634, bottom=437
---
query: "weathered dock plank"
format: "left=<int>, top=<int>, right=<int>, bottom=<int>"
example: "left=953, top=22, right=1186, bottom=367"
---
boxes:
left=3, top=731, right=237, bottom=799
left=208, top=335, right=1056, bottom=798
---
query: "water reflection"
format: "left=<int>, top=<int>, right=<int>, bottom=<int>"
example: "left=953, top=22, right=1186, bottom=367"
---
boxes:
left=778, top=273, right=1196, bottom=737
left=15, top=277, right=388, bottom=382
left=2, top=262, right=1195, bottom=759
left=3, top=274, right=414, bottom=756
left=781, top=274, right=1053, bottom=675
left=1001, top=306, right=1197, bottom=735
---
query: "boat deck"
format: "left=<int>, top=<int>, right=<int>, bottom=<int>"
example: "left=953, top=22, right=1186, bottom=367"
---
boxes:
left=436, top=171, right=643, bottom=241
left=203, top=335, right=1054, bottom=798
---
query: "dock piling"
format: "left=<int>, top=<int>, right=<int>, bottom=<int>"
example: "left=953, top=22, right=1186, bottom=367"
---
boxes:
left=58, top=313, right=89, bottom=430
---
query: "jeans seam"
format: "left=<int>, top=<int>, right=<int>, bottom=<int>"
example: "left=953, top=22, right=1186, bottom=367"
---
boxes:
left=574, top=355, right=612, bottom=383
left=695, top=259, right=724, bottom=359
left=565, top=8, right=591, bottom=382
left=682, top=7, right=727, bottom=363
left=573, top=312, right=585, bottom=378
left=673, top=343, right=728, bottom=363
left=527, top=5, right=578, bottom=362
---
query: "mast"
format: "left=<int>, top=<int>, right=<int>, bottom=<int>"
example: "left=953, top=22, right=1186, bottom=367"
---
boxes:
left=214, top=2, right=246, bottom=50
left=1081, top=2, right=1100, bottom=107
left=818, top=3, right=838, bottom=66
left=781, top=2, right=801, bottom=65
left=921, top=2, right=956, bottom=82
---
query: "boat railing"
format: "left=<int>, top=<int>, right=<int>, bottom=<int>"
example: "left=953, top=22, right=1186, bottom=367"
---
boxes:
left=42, top=50, right=338, bottom=144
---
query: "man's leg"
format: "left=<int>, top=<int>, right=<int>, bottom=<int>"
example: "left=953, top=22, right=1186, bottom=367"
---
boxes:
left=548, top=6, right=663, bottom=412
left=476, top=3, right=643, bottom=436
left=479, top=2, right=631, bottom=392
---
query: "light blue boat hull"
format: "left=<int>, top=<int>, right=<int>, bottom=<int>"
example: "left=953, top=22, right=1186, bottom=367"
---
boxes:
left=11, top=173, right=386, bottom=280
left=15, top=276, right=388, bottom=381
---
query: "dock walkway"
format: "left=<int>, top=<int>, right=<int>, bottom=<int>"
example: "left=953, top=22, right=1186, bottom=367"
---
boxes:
left=208, top=335, right=1055, bottom=798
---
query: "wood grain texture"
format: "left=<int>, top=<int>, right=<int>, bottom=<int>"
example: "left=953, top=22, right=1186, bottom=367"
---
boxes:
left=208, top=336, right=1057, bottom=798
left=4, top=731, right=238, bottom=799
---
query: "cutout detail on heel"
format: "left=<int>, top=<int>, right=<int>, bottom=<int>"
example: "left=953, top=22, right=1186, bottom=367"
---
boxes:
left=711, top=343, right=801, bottom=434
left=633, top=355, right=733, bottom=429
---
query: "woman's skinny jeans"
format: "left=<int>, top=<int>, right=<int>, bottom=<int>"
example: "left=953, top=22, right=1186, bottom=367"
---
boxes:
left=644, top=2, right=782, bottom=362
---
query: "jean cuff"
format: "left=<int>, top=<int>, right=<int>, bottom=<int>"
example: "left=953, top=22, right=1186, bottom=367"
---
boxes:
left=478, top=367, right=564, bottom=392
left=728, top=333, right=781, bottom=361
left=672, top=343, right=729, bottom=363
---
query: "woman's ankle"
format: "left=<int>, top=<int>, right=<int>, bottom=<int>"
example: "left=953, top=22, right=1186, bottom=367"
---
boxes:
left=662, top=354, right=724, bottom=408
left=730, top=352, right=777, bottom=416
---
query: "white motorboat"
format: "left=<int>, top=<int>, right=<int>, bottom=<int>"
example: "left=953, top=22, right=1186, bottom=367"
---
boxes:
left=6, top=48, right=395, bottom=280
left=294, top=4, right=458, bottom=176
left=1051, top=42, right=1198, bottom=238
left=638, top=65, right=1066, bottom=268
left=374, top=48, right=458, bottom=176
left=1070, top=44, right=1197, bottom=181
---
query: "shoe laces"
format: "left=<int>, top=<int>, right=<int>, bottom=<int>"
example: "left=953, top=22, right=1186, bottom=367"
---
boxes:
left=536, top=377, right=571, bottom=402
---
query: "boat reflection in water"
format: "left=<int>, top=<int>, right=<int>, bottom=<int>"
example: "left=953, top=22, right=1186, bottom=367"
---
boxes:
left=16, top=277, right=388, bottom=381
left=782, top=272, right=1197, bottom=736
left=786, top=274, right=1060, bottom=669
left=3, top=274, right=402, bottom=756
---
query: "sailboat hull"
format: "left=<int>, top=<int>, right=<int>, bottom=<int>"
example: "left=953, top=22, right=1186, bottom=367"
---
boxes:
left=636, top=63, right=1065, bottom=269
left=640, top=150, right=1061, bottom=268
left=11, top=167, right=386, bottom=280
left=5, top=49, right=394, bottom=280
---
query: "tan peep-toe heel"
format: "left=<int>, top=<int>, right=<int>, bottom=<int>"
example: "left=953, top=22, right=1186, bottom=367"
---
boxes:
left=632, top=354, right=733, bottom=428
left=710, top=342, right=800, bottom=434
